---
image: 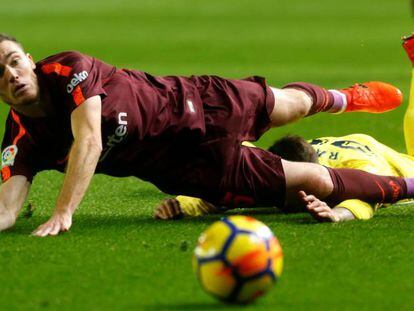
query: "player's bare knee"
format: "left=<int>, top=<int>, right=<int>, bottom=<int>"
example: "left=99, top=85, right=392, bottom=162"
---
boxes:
left=269, top=88, right=311, bottom=126
left=283, top=161, right=333, bottom=197
left=310, top=165, right=333, bottom=196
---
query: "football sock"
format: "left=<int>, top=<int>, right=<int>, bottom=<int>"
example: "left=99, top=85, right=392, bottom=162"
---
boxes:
left=282, top=82, right=346, bottom=116
left=404, top=178, right=414, bottom=196
left=325, top=168, right=409, bottom=205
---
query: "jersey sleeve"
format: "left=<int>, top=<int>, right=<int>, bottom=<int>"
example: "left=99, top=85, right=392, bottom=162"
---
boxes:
left=39, top=51, right=107, bottom=113
left=1, top=111, right=36, bottom=183
left=336, top=199, right=376, bottom=220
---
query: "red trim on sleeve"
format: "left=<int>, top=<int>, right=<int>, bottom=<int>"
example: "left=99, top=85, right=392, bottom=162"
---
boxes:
left=72, top=86, right=85, bottom=106
left=1, top=166, right=11, bottom=182
left=41, top=63, right=72, bottom=77
left=10, top=110, right=27, bottom=145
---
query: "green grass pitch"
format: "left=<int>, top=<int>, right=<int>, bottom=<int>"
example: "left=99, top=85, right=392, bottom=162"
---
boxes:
left=1, top=0, right=414, bottom=309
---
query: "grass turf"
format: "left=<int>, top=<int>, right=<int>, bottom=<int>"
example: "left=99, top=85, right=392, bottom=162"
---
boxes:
left=1, top=0, right=414, bottom=309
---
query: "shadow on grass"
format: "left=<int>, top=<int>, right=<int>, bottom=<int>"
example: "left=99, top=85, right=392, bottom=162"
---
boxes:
left=5, top=207, right=315, bottom=236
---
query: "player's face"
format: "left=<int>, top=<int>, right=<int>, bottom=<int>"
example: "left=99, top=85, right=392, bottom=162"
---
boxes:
left=0, top=40, right=39, bottom=107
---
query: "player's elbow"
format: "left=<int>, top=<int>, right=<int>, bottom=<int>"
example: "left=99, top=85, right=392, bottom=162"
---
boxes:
left=80, top=135, right=103, bottom=154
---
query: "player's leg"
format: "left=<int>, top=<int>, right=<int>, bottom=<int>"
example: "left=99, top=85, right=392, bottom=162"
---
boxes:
left=268, top=82, right=403, bottom=127
left=282, top=159, right=414, bottom=207
left=215, top=145, right=414, bottom=211
left=402, top=34, right=414, bottom=156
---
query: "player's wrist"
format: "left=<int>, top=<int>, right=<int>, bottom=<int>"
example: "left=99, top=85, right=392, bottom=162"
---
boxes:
left=54, top=205, right=74, bottom=217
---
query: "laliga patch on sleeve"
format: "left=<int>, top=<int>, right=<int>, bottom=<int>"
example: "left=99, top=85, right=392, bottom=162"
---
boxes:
left=1, top=145, right=18, bottom=167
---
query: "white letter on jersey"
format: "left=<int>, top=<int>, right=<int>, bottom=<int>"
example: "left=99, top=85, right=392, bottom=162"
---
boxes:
left=66, top=70, right=89, bottom=93
left=118, top=112, right=128, bottom=125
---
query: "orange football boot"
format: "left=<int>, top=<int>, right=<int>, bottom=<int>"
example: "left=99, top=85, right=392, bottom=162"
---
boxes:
left=402, top=33, right=414, bottom=66
left=339, top=82, right=403, bottom=113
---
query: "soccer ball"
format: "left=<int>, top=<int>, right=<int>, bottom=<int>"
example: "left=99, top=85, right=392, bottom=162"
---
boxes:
left=193, top=215, right=283, bottom=304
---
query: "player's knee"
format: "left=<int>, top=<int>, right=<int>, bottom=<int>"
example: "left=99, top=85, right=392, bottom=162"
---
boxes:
left=291, top=90, right=312, bottom=117
left=283, top=161, right=333, bottom=196
left=269, top=88, right=311, bottom=126
left=309, top=166, right=333, bottom=195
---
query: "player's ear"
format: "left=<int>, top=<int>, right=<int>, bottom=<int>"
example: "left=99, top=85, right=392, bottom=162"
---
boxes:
left=26, top=53, right=36, bottom=69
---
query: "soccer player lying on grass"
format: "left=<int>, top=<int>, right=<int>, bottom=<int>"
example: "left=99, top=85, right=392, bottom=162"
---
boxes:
left=155, top=34, right=414, bottom=223
left=270, top=134, right=414, bottom=222
left=154, top=135, right=414, bottom=222
left=0, top=33, right=412, bottom=236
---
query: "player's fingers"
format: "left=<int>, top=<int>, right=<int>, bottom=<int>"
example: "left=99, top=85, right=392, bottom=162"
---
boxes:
left=307, top=199, right=322, bottom=208
left=49, top=223, right=61, bottom=236
left=31, top=223, right=48, bottom=236
left=61, top=219, right=71, bottom=231
left=303, top=194, right=317, bottom=203
left=154, top=203, right=166, bottom=218
left=36, top=225, right=51, bottom=237
left=171, top=199, right=181, bottom=215
left=313, top=206, right=329, bottom=213
left=155, top=207, right=168, bottom=220
left=165, top=199, right=181, bottom=218
left=298, top=191, right=307, bottom=199
left=306, top=202, right=322, bottom=211
left=166, top=200, right=177, bottom=215
left=307, top=209, right=321, bottom=220
left=316, top=212, right=334, bottom=221
left=165, top=202, right=175, bottom=219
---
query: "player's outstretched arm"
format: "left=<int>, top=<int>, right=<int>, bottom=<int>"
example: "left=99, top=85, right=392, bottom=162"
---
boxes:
left=32, top=96, right=102, bottom=237
left=154, top=196, right=223, bottom=220
left=299, top=191, right=356, bottom=222
left=0, top=175, right=31, bottom=230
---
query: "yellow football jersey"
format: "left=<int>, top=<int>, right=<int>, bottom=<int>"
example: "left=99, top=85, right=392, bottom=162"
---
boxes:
left=309, top=134, right=414, bottom=219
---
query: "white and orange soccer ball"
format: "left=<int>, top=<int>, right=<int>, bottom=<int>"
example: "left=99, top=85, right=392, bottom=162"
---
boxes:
left=193, top=216, right=283, bottom=304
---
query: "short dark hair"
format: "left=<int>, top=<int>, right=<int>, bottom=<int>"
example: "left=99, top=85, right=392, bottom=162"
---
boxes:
left=0, top=33, right=23, bottom=49
left=268, top=135, right=319, bottom=163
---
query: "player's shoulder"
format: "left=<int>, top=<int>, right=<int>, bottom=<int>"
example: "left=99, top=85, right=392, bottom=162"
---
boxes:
left=341, top=133, right=379, bottom=145
left=36, top=51, right=92, bottom=68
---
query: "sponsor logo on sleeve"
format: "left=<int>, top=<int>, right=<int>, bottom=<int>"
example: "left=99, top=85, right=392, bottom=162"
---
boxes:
left=1, top=145, right=18, bottom=167
left=66, top=70, right=89, bottom=93
left=99, top=112, right=128, bottom=162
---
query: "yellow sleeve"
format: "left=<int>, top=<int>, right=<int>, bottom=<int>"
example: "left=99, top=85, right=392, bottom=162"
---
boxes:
left=336, top=199, right=375, bottom=220
left=404, top=69, right=414, bottom=156
left=175, top=195, right=217, bottom=217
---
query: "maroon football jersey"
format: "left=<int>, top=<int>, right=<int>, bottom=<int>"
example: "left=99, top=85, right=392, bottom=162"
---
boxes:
left=1, top=51, right=206, bottom=182
left=1, top=51, right=284, bottom=208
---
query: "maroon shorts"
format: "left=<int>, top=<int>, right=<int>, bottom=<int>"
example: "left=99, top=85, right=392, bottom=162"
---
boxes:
left=151, top=76, right=287, bottom=208
left=192, top=75, right=275, bottom=142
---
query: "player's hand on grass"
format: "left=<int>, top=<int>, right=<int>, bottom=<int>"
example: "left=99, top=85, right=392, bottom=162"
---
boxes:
left=154, top=198, right=184, bottom=220
left=32, top=210, right=72, bottom=237
left=299, top=191, right=340, bottom=222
